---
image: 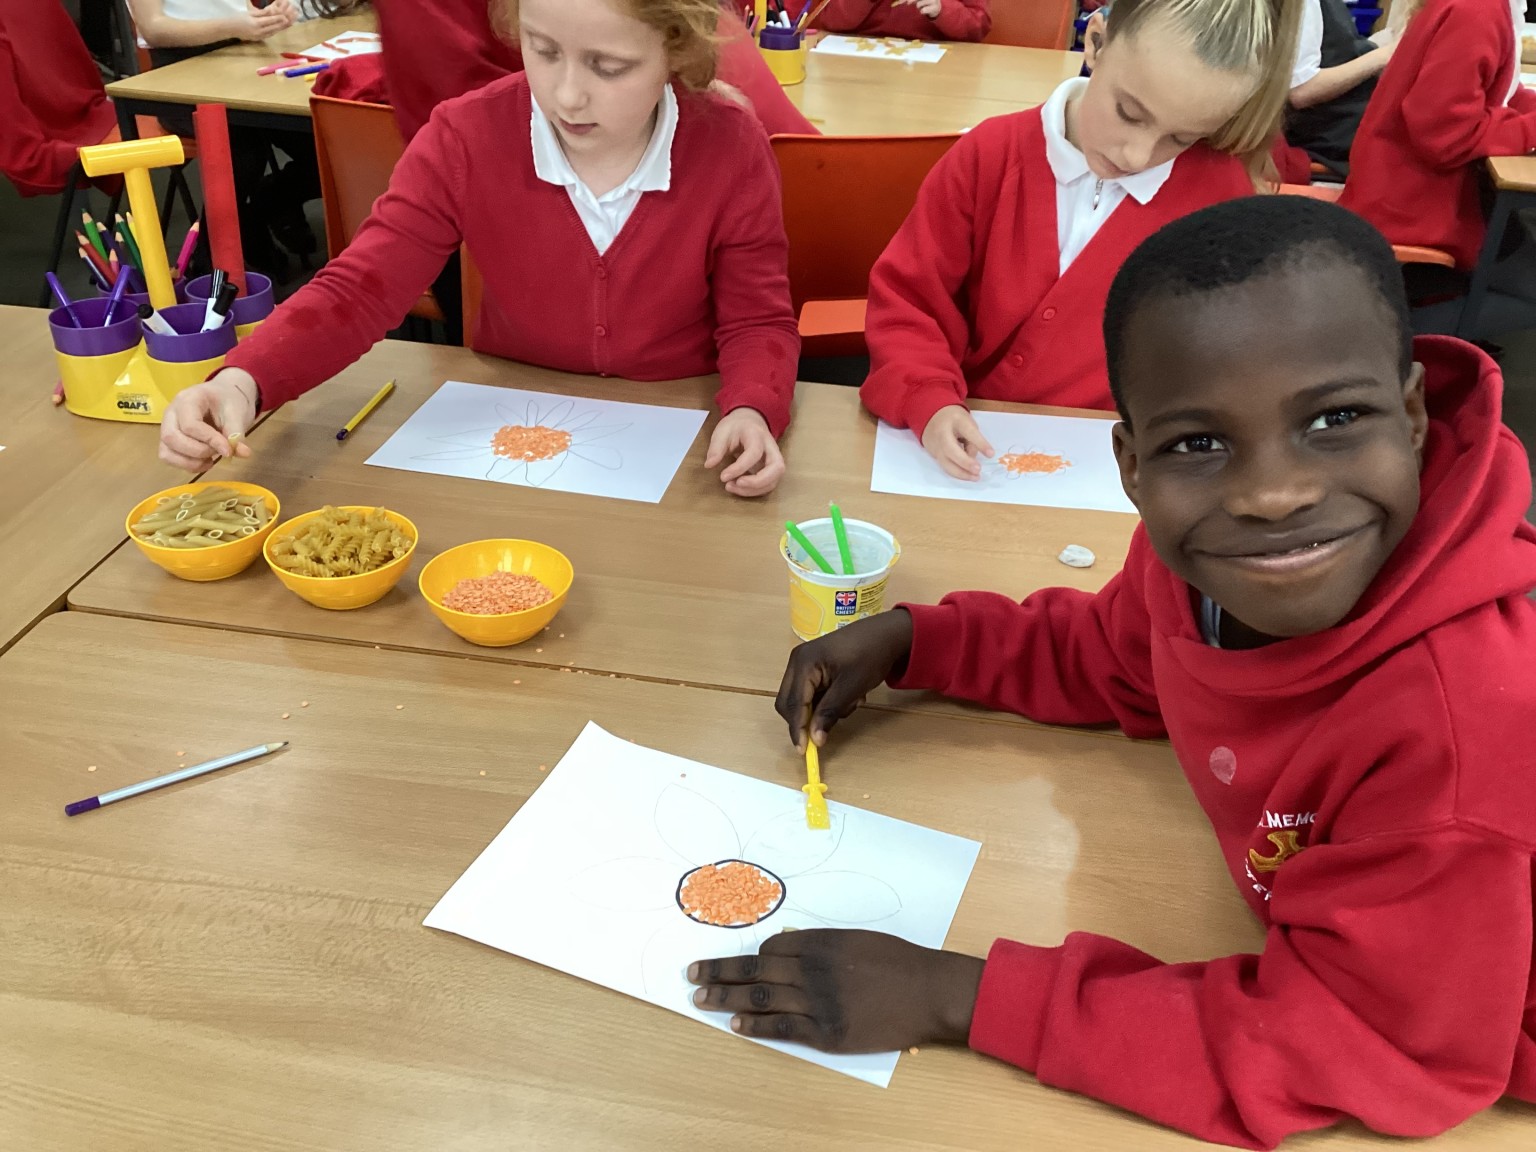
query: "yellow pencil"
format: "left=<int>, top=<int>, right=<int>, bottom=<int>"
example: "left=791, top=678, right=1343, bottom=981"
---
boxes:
left=336, top=380, right=395, bottom=441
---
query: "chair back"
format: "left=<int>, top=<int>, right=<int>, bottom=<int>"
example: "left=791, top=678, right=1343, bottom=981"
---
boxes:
left=771, top=133, right=961, bottom=316
left=984, top=0, right=1078, bottom=49
left=310, top=94, right=407, bottom=261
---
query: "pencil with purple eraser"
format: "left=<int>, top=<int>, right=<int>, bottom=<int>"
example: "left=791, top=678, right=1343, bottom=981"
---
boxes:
left=64, top=742, right=289, bottom=816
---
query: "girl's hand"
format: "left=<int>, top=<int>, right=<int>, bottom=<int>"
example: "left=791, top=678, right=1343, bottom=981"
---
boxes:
left=705, top=408, right=785, bottom=498
left=894, top=0, right=945, bottom=17
left=689, top=929, right=985, bottom=1053
left=920, top=404, right=994, bottom=481
left=159, top=368, right=259, bottom=471
left=235, top=1, right=293, bottom=40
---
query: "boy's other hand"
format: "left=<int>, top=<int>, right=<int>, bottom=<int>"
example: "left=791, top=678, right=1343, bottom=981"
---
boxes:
left=689, top=929, right=984, bottom=1053
left=775, top=610, right=914, bottom=751
left=705, top=407, right=785, bottom=498
left=159, top=369, right=258, bottom=471
left=921, top=405, right=994, bottom=481
left=894, top=0, right=945, bottom=17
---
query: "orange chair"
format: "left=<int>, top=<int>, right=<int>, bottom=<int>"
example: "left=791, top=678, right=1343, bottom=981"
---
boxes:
left=310, top=93, right=446, bottom=327
left=772, top=132, right=961, bottom=357
left=1277, top=184, right=1456, bottom=269
left=984, top=0, right=1078, bottom=49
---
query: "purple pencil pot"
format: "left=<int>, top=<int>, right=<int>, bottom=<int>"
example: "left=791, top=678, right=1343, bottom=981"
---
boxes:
left=49, top=297, right=150, bottom=422
left=184, top=272, right=274, bottom=338
left=140, top=301, right=239, bottom=403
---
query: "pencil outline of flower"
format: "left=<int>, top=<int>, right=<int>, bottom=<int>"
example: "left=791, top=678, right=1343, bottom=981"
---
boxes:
left=411, top=398, right=632, bottom=487
left=566, top=784, right=903, bottom=994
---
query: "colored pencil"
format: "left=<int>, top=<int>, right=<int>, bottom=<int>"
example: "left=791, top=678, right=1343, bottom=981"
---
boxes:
left=77, top=239, right=111, bottom=281
left=115, top=214, right=144, bottom=272
left=64, top=743, right=289, bottom=817
left=80, top=211, right=110, bottom=262
left=52, top=380, right=65, bottom=405
left=799, top=0, right=835, bottom=30
left=257, top=60, right=288, bottom=75
left=174, top=221, right=201, bottom=280
left=336, top=379, right=395, bottom=440
left=76, top=246, right=109, bottom=291
left=283, top=62, right=329, bottom=78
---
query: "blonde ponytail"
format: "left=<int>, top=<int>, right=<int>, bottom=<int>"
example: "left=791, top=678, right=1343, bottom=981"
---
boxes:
left=1106, top=0, right=1307, bottom=187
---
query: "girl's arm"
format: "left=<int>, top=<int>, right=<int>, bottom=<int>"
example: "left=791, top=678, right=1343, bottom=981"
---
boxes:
left=1400, top=9, right=1536, bottom=166
left=931, top=0, right=992, bottom=41
left=127, top=0, right=291, bottom=48
left=708, top=118, right=801, bottom=438
left=220, top=111, right=470, bottom=410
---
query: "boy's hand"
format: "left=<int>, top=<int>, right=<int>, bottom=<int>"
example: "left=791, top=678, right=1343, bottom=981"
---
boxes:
left=689, top=929, right=984, bottom=1053
left=775, top=610, right=914, bottom=751
left=159, top=369, right=259, bottom=471
left=921, top=405, right=994, bottom=481
left=705, top=408, right=785, bottom=498
left=894, top=0, right=945, bottom=16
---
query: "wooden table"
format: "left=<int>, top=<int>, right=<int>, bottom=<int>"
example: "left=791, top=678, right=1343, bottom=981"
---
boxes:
left=786, top=40, right=1081, bottom=135
left=67, top=341, right=1138, bottom=723
left=1457, top=155, right=1536, bottom=341
left=106, top=12, right=377, bottom=136
left=0, top=306, right=188, bottom=653
left=105, top=10, right=1076, bottom=138
left=5, top=613, right=1531, bottom=1150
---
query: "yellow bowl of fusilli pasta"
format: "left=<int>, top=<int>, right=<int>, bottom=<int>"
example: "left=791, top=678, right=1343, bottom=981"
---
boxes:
left=262, top=505, right=418, bottom=610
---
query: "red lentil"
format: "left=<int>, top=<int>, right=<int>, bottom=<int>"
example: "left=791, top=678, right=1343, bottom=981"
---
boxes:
left=679, top=861, right=783, bottom=927
left=998, top=451, right=1069, bottom=475
left=490, top=424, right=572, bottom=462
left=444, top=571, right=553, bottom=615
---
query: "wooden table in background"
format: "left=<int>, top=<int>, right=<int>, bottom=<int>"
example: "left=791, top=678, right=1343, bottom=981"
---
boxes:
left=105, top=11, right=1075, bottom=138
left=66, top=340, right=1138, bottom=723
left=786, top=40, right=1080, bottom=135
left=105, top=12, right=377, bottom=135
left=0, top=307, right=180, bottom=653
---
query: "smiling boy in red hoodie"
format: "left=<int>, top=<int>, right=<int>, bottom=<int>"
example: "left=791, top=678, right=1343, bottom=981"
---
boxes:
left=689, top=196, right=1536, bottom=1148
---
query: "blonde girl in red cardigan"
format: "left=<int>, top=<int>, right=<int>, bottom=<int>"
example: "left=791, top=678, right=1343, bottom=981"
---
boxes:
left=160, top=0, right=799, bottom=498
left=862, top=0, right=1304, bottom=481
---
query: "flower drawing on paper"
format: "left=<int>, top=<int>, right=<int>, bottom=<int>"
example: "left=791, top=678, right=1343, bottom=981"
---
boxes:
left=568, top=784, right=902, bottom=993
left=412, top=398, right=630, bottom=486
left=992, top=447, right=1072, bottom=477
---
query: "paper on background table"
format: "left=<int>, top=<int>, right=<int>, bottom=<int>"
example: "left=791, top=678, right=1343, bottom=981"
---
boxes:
left=425, top=723, right=981, bottom=1087
left=366, top=382, right=708, bottom=504
left=812, top=34, right=947, bottom=63
left=298, top=30, right=381, bottom=60
left=871, top=414, right=1137, bottom=514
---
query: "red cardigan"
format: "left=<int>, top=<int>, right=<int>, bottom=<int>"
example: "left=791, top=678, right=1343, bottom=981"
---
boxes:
left=861, top=108, right=1254, bottom=434
left=225, top=76, right=800, bottom=434
left=894, top=337, right=1536, bottom=1146
left=0, top=0, right=117, bottom=196
left=791, top=0, right=991, bottom=41
left=1339, top=0, right=1536, bottom=269
left=374, top=0, right=818, bottom=142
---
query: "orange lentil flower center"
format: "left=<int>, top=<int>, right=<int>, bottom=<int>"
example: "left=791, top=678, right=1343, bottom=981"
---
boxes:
left=677, top=860, right=785, bottom=927
left=998, top=451, right=1070, bottom=475
left=490, top=425, right=573, bottom=463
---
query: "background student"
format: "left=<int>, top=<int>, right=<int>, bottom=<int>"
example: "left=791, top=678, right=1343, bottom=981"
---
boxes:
left=159, top=0, right=799, bottom=499
left=791, top=0, right=992, bottom=42
left=860, top=0, right=1301, bottom=481
left=1285, top=0, right=1396, bottom=178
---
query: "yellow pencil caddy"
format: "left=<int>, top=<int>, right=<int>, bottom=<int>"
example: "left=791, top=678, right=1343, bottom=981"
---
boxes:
left=50, top=298, right=153, bottom=423
left=758, top=26, right=808, bottom=86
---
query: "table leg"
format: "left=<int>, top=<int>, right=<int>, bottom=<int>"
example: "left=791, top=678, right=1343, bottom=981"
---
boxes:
left=1455, top=192, right=1526, bottom=342
left=115, top=98, right=141, bottom=142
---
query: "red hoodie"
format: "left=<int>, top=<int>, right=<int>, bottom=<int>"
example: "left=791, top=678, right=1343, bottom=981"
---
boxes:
left=789, top=0, right=992, bottom=41
left=373, top=0, right=818, bottom=142
left=0, top=0, right=118, bottom=196
left=860, top=107, right=1254, bottom=433
left=1339, top=0, right=1536, bottom=269
left=893, top=336, right=1536, bottom=1147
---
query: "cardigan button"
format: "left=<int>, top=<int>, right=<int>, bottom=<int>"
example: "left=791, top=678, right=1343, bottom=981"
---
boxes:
left=595, top=325, right=607, bottom=337
left=1011, top=354, right=1024, bottom=368
left=1042, top=307, right=1058, bottom=321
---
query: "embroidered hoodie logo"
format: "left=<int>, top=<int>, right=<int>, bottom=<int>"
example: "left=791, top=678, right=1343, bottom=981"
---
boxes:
left=1244, top=811, right=1316, bottom=901
left=1248, top=830, right=1304, bottom=872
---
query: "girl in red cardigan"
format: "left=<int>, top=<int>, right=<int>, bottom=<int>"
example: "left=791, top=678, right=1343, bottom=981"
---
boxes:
left=790, top=0, right=992, bottom=42
left=160, top=0, right=800, bottom=499
left=861, top=0, right=1302, bottom=481
left=1339, top=0, right=1536, bottom=270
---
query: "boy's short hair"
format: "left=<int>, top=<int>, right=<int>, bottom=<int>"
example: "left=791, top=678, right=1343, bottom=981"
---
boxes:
left=1103, top=197, right=1415, bottom=421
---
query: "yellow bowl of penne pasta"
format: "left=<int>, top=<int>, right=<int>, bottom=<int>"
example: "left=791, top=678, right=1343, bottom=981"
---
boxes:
left=418, top=539, right=574, bottom=647
left=262, top=505, right=418, bottom=610
left=126, top=482, right=281, bottom=582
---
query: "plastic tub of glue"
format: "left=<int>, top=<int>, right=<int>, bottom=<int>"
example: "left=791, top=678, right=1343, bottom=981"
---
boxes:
left=780, top=518, right=901, bottom=641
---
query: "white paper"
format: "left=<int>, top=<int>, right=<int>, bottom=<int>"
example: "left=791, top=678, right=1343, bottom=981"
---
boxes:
left=871, top=414, right=1137, bottom=514
left=366, top=382, right=709, bottom=504
left=812, top=34, right=947, bottom=63
left=425, top=723, right=981, bottom=1087
left=1524, top=72, right=1536, bottom=87
left=297, top=30, right=381, bottom=60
